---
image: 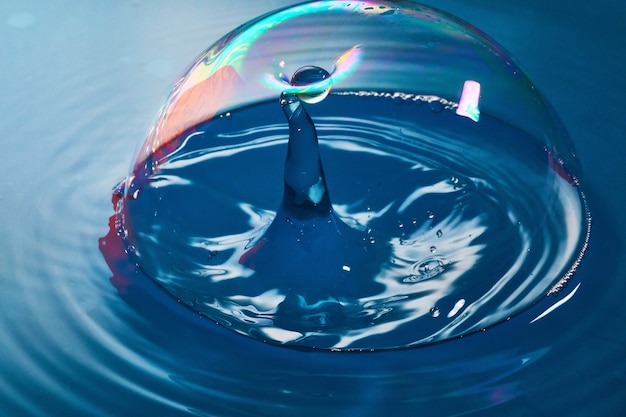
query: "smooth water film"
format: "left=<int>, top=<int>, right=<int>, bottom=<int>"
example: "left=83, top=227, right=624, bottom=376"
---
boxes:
left=115, top=1, right=590, bottom=350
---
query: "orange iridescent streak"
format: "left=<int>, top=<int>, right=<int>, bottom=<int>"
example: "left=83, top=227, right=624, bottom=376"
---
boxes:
left=132, top=1, right=377, bottom=175
left=134, top=65, right=243, bottom=173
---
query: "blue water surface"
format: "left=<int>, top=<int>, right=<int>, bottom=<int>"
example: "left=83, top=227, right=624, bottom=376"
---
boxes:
left=1, top=1, right=625, bottom=416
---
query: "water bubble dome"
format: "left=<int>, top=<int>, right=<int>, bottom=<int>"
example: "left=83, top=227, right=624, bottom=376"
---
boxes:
left=117, top=0, right=591, bottom=350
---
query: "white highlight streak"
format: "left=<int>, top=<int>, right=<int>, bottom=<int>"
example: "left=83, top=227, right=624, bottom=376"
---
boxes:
left=530, top=282, right=581, bottom=324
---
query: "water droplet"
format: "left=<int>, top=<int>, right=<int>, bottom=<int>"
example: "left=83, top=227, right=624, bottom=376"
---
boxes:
left=436, top=229, right=443, bottom=238
left=430, top=306, right=440, bottom=318
left=427, top=211, right=434, bottom=219
left=290, top=66, right=331, bottom=104
left=429, top=246, right=437, bottom=253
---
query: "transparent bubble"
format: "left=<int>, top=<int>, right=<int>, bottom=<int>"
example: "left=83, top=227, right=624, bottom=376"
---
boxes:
left=117, top=1, right=590, bottom=351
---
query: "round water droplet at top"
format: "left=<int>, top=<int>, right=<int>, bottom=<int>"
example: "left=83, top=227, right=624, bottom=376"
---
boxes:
left=117, top=0, right=590, bottom=351
left=291, top=66, right=332, bottom=104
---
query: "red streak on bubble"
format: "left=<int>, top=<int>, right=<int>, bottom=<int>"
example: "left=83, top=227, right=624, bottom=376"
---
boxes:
left=134, top=65, right=244, bottom=173
left=99, top=214, right=134, bottom=295
left=547, top=152, right=575, bottom=185
left=238, top=238, right=268, bottom=270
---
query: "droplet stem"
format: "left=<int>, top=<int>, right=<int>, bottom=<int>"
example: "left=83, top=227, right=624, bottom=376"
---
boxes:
left=279, top=92, right=332, bottom=219
left=237, top=88, right=390, bottom=310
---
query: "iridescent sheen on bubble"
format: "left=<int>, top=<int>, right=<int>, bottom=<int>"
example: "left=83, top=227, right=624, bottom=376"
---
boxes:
left=128, top=1, right=581, bottom=187
left=118, top=1, right=591, bottom=350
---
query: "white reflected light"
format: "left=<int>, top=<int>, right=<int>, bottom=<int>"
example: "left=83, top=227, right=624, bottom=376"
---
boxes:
left=456, top=80, right=481, bottom=122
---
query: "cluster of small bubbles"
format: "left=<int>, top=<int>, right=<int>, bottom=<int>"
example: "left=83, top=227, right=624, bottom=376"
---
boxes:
left=419, top=259, right=444, bottom=274
left=335, top=91, right=458, bottom=111
left=548, top=206, right=591, bottom=295
left=430, top=306, right=440, bottom=318
left=403, top=258, right=446, bottom=283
